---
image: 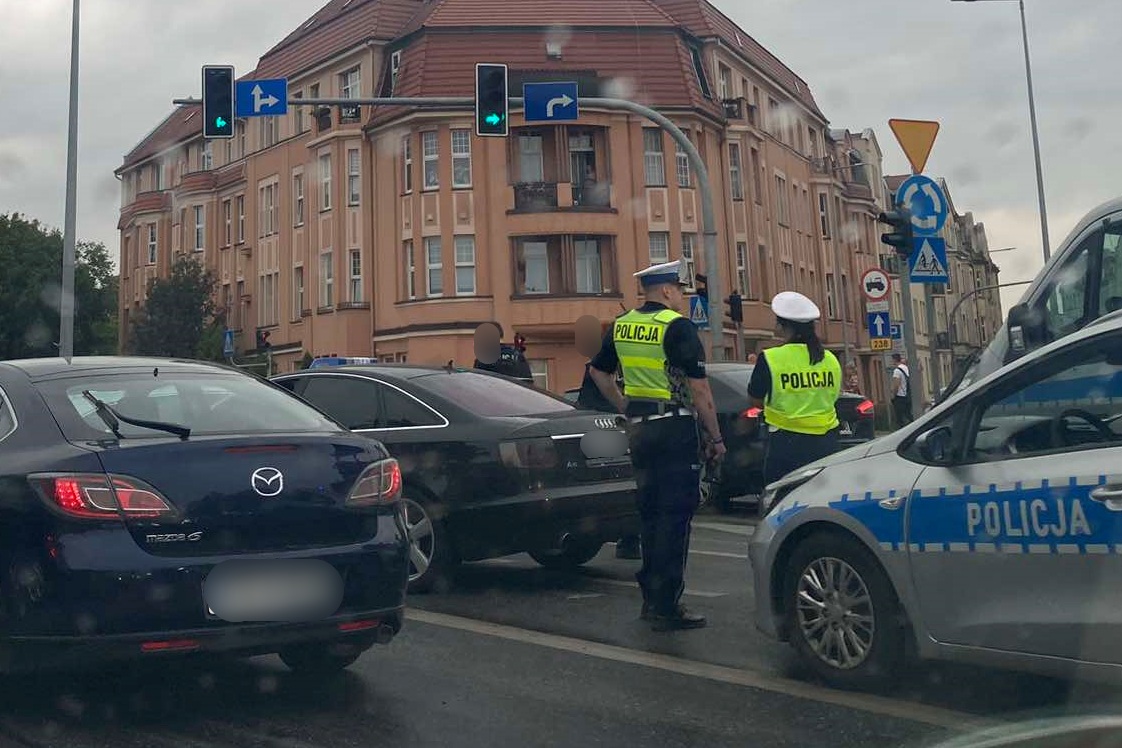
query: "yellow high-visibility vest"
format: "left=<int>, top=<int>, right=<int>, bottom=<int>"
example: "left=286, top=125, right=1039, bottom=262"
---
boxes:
left=763, top=343, right=841, bottom=435
left=613, top=308, right=682, bottom=402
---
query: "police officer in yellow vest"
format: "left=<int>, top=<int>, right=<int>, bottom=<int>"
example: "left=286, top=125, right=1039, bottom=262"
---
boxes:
left=588, top=260, right=725, bottom=631
left=748, top=291, right=842, bottom=485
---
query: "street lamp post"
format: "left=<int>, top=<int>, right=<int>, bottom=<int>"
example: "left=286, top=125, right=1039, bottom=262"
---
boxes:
left=952, top=0, right=1050, bottom=262
left=59, top=0, right=81, bottom=361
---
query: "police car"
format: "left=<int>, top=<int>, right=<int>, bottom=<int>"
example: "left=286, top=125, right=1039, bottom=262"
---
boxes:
left=750, top=309, right=1122, bottom=688
left=307, top=356, right=376, bottom=369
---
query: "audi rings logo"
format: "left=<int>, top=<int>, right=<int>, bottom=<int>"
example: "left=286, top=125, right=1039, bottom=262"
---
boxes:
left=251, top=467, right=285, bottom=497
left=594, top=417, right=619, bottom=430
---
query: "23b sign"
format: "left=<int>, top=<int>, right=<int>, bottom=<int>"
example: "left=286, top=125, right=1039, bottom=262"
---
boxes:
left=870, top=338, right=892, bottom=351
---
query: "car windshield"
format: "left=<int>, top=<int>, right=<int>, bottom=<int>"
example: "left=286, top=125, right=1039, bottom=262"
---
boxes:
left=37, top=372, right=341, bottom=440
left=416, top=371, right=574, bottom=417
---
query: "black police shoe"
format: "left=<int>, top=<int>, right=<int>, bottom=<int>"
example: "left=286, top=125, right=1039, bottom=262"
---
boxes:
left=640, top=602, right=656, bottom=622
left=650, top=605, right=707, bottom=631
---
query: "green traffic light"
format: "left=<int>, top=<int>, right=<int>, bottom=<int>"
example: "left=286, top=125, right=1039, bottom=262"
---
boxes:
left=215, top=116, right=228, bottom=129
left=484, top=113, right=502, bottom=126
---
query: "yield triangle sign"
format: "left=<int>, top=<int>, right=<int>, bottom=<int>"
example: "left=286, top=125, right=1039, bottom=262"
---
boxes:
left=889, top=119, right=940, bottom=174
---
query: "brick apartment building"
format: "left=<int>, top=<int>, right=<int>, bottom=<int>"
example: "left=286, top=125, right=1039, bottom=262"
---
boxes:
left=116, top=0, right=991, bottom=404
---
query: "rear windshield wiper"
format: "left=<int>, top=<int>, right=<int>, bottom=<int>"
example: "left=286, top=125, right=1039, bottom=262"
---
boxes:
left=82, top=391, right=191, bottom=441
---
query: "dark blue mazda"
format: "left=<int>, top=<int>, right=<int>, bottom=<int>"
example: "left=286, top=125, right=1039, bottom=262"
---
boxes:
left=0, top=357, right=409, bottom=674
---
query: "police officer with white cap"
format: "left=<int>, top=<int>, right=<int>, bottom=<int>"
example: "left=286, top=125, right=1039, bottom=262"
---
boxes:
left=747, top=291, right=842, bottom=486
left=588, top=260, right=725, bottom=631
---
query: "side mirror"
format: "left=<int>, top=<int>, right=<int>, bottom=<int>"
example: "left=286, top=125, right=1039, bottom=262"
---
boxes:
left=1006, top=303, right=1047, bottom=358
left=916, top=426, right=954, bottom=465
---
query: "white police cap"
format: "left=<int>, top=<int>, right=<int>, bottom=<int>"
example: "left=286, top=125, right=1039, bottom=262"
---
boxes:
left=771, top=291, right=821, bottom=323
left=634, top=259, right=688, bottom=288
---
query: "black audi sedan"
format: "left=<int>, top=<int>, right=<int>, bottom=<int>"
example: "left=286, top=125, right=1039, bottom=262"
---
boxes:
left=273, top=365, right=639, bottom=592
left=0, top=357, right=408, bottom=674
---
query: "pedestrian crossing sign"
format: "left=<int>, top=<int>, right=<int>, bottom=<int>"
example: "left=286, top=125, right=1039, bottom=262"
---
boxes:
left=689, top=295, right=710, bottom=330
left=908, top=237, right=949, bottom=283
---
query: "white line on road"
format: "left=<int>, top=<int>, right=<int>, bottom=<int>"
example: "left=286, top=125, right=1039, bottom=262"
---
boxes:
left=689, top=549, right=749, bottom=560
left=567, top=593, right=606, bottom=600
left=592, top=578, right=727, bottom=598
left=694, top=521, right=756, bottom=537
left=407, top=609, right=995, bottom=732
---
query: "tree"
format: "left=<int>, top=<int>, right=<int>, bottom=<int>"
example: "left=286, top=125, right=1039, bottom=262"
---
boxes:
left=0, top=213, right=118, bottom=359
left=129, top=255, right=224, bottom=359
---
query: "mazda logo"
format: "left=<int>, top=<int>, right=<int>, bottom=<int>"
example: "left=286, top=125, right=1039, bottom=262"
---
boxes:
left=251, top=467, right=284, bottom=497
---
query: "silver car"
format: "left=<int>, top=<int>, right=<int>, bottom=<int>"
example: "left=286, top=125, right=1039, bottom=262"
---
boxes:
left=750, top=310, right=1122, bottom=688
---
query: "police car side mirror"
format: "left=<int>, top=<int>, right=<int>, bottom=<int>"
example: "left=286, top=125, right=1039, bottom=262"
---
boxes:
left=916, top=426, right=954, bottom=465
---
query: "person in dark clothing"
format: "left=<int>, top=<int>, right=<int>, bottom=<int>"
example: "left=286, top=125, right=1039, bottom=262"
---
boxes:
left=575, top=315, right=641, bottom=560
left=588, top=260, right=725, bottom=631
left=473, top=322, right=533, bottom=383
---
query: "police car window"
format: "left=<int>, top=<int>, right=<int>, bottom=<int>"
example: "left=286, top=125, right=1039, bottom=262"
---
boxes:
left=299, top=376, right=382, bottom=430
left=0, top=390, right=14, bottom=442
left=1097, top=224, right=1122, bottom=316
left=1043, top=239, right=1090, bottom=339
left=380, top=385, right=443, bottom=428
left=969, top=337, right=1122, bottom=461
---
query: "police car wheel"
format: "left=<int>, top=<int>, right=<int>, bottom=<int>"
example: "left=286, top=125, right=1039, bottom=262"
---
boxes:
left=403, top=494, right=458, bottom=594
left=785, top=534, right=903, bottom=688
left=529, top=538, right=604, bottom=570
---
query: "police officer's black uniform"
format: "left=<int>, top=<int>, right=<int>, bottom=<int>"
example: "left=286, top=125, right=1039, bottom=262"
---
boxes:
left=474, top=344, right=534, bottom=383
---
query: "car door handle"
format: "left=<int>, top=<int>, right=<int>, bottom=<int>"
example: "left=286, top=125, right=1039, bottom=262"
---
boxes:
left=1089, top=485, right=1122, bottom=502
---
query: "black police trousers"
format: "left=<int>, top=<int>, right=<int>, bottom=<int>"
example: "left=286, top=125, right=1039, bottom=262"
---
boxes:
left=762, top=427, right=840, bottom=486
left=628, top=416, right=701, bottom=617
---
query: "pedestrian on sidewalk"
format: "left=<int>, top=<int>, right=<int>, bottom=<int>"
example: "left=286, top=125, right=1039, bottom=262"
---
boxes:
left=588, top=260, right=725, bottom=632
left=890, top=353, right=913, bottom=428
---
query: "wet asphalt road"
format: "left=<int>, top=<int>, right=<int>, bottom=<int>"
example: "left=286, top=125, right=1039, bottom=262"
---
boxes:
left=0, top=507, right=1117, bottom=748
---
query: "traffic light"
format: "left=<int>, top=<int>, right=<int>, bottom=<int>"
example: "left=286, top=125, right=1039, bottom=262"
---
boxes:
left=202, top=65, right=235, bottom=139
left=727, top=292, right=743, bottom=324
left=475, top=63, right=509, bottom=137
left=877, top=206, right=914, bottom=255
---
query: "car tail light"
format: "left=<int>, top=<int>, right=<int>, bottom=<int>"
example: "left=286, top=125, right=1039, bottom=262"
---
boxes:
left=856, top=399, right=875, bottom=417
left=346, top=458, right=402, bottom=507
left=741, top=407, right=762, bottom=419
left=499, top=438, right=559, bottom=470
left=31, top=474, right=176, bottom=521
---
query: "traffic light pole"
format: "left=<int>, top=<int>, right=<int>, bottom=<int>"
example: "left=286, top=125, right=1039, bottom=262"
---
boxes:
left=175, top=94, right=727, bottom=362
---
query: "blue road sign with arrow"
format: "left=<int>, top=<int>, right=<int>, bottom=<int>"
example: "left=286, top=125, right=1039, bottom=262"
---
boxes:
left=689, top=295, right=710, bottom=330
left=523, top=82, right=579, bottom=122
left=908, top=236, right=949, bottom=283
left=895, top=174, right=948, bottom=236
left=867, top=311, right=891, bottom=339
left=236, top=79, right=288, bottom=117
left=223, top=329, right=235, bottom=357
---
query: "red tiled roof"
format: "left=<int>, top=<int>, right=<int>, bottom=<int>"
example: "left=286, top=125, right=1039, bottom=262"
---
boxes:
left=368, top=28, right=721, bottom=126
left=256, top=0, right=423, bottom=79
left=118, top=105, right=202, bottom=173
left=400, top=0, right=677, bottom=34
left=649, top=0, right=822, bottom=117
left=884, top=174, right=908, bottom=193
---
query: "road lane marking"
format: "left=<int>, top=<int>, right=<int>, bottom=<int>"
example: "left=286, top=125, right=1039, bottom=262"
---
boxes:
left=694, top=521, right=756, bottom=537
left=592, top=578, right=727, bottom=598
left=407, top=609, right=995, bottom=732
left=567, top=593, right=606, bottom=600
left=689, top=549, right=748, bottom=560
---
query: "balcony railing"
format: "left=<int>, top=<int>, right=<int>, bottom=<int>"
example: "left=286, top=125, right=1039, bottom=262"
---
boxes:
left=572, top=181, right=611, bottom=208
left=513, top=182, right=559, bottom=212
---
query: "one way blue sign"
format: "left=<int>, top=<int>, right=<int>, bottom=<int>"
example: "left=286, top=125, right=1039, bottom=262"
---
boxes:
left=867, top=311, right=891, bottom=338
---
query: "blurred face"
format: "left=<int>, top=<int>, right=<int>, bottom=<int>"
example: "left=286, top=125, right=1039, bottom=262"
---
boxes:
left=473, top=323, right=501, bottom=364
left=658, top=283, right=686, bottom=313
left=575, top=315, right=603, bottom=358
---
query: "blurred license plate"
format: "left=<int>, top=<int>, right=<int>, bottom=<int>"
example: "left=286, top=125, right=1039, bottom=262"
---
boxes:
left=840, top=422, right=853, bottom=435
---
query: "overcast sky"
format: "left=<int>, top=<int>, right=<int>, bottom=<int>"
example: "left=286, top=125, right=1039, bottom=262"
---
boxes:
left=1, top=0, right=1118, bottom=313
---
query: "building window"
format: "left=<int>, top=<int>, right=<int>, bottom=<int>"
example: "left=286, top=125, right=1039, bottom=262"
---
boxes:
left=319, top=153, right=332, bottom=210
left=319, top=250, right=334, bottom=307
left=402, top=136, right=413, bottom=193
left=236, top=195, right=245, bottom=243
left=768, top=98, right=779, bottom=136
left=293, top=91, right=305, bottom=134
left=808, top=127, right=819, bottom=158
left=347, top=148, right=361, bottom=205
left=294, top=266, right=305, bottom=316
left=775, top=175, right=789, bottom=226
left=689, top=47, right=712, bottom=99
left=201, top=142, right=212, bottom=171
left=390, top=50, right=402, bottom=95
left=454, top=235, right=476, bottom=295
left=643, top=129, right=665, bottom=186
left=451, top=129, right=472, bottom=188
left=649, top=232, right=670, bottom=265
left=258, top=183, right=277, bottom=237
left=826, top=273, right=838, bottom=319
left=681, top=234, right=697, bottom=291
left=349, top=249, right=362, bottom=302
left=193, top=206, right=205, bottom=251
left=147, top=224, right=158, bottom=265
left=575, top=238, right=602, bottom=294
left=728, top=143, right=743, bottom=200
left=221, top=200, right=231, bottom=246
left=236, top=122, right=246, bottom=159
left=735, top=242, right=749, bottom=298
left=403, top=240, right=415, bottom=300
left=676, top=140, right=691, bottom=188
left=261, top=116, right=278, bottom=149
left=258, top=272, right=279, bottom=327
left=718, top=64, right=732, bottom=100
left=750, top=147, right=763, bottom=204
left=782, top=261, right=794, bottom=289
left=758, top=245, right=770, bottom=298
left=518, top=134, right=544, bottom=182
left=425, top=237, right=443, bottom=296
left=294, top=174, right=304, bottom=226
left=521, top=241, right=549, bottom=294
left=339, top=67, right=361, bottom=122
left=422, top=131, right=439, bottom=190
left=818, top=193, right=830, bottom=237
left=528, top=360, right=549, bottom=391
